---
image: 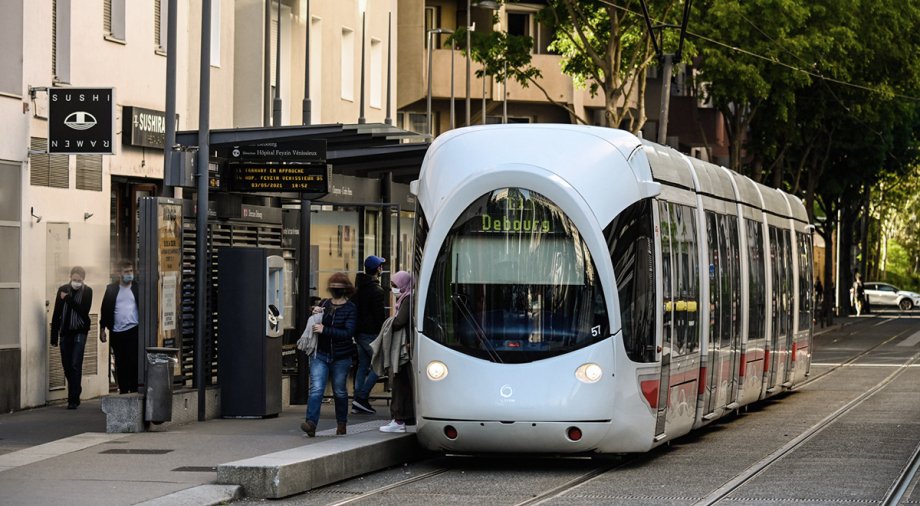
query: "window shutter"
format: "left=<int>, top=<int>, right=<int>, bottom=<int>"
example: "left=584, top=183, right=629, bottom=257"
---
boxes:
left=104, top=0, right=112, bottom=35
left=29, top=138, right=69, bottom=188
left=76, top=155, right=103, bottom=191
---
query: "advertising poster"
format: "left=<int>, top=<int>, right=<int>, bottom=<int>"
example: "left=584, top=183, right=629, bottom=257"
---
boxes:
left=157, top=202, right=182, bottom=354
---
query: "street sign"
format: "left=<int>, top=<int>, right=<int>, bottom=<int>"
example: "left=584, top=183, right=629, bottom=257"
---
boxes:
left=219, top=139, right=327, bottom=163
left=48, top=87, right=115, bottom=154
left=228, top=163, right=330, bottom=193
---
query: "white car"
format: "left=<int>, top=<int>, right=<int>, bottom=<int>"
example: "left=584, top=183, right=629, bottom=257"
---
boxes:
left=863, top=282, right=920, bottom=310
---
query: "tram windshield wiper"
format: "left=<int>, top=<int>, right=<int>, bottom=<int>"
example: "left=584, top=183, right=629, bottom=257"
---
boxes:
left=451, top=293, right=503, bottom=363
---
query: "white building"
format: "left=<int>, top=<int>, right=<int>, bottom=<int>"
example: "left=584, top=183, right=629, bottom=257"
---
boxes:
left=0, top=0, right=398, bottom=411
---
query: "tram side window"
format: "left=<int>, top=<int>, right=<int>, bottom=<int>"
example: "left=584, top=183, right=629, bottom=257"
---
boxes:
left=797, top=232, right=813, bottom=332
left=670, top=203, right=699, bottom=355
left=746, top=219, right=766, bottom=342
left=726, top=215, right=741, bottom=349
left=659, top=201, right=674, bottom=354
left=605, top=198, right=656, bottom=363
left=706, top=212, right=721, bottom=351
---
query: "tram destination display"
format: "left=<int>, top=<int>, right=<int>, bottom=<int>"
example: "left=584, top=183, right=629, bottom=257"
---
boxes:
left=228, top=163, right=330, bottom=193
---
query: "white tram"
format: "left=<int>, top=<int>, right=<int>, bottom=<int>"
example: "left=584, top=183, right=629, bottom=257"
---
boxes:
left=410, top=125, right=814, bottom=454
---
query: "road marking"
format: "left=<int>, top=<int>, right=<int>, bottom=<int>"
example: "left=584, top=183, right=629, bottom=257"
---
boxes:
left=898, top=330, right=920, bottom=347
left=874, top=318, right=894, bottom=327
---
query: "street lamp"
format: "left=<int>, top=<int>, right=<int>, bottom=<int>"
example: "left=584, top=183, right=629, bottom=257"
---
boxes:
left=358, top=0, right=367, bottom=124
left=426, top=28, right=454, bottom=137
left=472, top=1, right=499, bottom=125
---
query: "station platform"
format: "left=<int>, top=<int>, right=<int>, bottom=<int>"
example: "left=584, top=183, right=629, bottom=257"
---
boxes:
left=0, top=396, right=426, bottom=505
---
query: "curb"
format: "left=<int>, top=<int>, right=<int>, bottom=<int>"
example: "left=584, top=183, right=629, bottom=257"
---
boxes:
left=134, top=484, right=242, bottom=506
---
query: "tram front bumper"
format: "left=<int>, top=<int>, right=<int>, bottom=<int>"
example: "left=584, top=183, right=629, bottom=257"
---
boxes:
left=417, top=419, right=612, bottom=454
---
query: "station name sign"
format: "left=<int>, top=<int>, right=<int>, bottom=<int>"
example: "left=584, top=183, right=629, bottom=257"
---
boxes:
left=48, top=87, right=115, bottom=154
left=220, top=139, right=327, bottom=163
left=228, top=163, right=330, bottom=193
left=123, top=106, right=170, bottom=149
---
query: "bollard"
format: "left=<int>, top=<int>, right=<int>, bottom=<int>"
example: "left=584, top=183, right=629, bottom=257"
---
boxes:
left=145, top=347, right=179, bottom=424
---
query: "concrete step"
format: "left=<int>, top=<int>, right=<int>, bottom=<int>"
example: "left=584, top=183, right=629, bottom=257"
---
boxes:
left=216, top=421, right=428, bottom=499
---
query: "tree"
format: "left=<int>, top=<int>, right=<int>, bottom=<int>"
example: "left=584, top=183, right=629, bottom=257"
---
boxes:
left=456, top=0, right=685, bottom=133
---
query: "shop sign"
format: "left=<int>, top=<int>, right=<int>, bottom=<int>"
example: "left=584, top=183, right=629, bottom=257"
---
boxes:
left=123, top=106, right=169, bottom=149
left=219, top=139, right=327, bottom=163
left=48, top=87, right=115, bottom=154
left=228, top=163, right=330, bottom=193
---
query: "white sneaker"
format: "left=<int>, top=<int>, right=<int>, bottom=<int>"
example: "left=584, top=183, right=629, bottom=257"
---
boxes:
left=379, top=420, right=406, bottom=433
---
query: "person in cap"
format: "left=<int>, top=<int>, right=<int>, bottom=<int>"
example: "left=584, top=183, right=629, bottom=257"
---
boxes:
left=351, top=255, right=387, bottom=414
left=301, top=272, right=357, bottom=437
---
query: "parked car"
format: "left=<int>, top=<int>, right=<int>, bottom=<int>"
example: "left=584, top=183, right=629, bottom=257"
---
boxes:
left=863, top=282, right=920, bottom=310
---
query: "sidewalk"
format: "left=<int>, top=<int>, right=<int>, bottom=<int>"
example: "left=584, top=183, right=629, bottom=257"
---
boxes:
left=0, top=398, right=394, bottom=505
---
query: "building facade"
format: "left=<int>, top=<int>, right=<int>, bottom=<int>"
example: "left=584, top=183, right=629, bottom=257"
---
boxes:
left=0, top=0, right=399, bottom=411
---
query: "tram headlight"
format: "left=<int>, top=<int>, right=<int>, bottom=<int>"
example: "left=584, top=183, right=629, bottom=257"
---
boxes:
left=575, top=363, right=603, bottom=384
left=426, top=361, right=449, bottom=381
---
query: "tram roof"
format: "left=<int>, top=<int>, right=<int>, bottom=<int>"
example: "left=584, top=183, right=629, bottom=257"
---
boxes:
left=176, top=123, right=430, bottom=184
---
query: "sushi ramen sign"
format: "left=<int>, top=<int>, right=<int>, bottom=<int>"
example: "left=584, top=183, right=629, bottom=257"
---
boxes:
left=48, top=88, right=115, bottom=154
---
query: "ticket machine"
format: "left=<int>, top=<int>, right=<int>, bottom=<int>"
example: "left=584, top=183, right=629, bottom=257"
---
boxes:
left=217, top=247, right=285, bottom=417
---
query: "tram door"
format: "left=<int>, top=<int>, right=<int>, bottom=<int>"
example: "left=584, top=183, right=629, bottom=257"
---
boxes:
left=656, top=202, right=700, bottom=439
left=766, top=226, right=792, bottom=391
left=703, top=211, right=742, bottom=417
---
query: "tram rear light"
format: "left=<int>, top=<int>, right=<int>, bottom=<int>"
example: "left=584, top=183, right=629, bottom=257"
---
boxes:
left=426, top=361, right=448, bottom=381
left=575, top=363, right=603, bottom=383
left=566, top=427, right=583, bottom=441
left=640, top=379, right=659, bottom=409
left=444, top=425, right=458, bottom=440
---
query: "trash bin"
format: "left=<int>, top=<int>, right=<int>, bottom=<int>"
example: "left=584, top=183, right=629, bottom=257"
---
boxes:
left=145, top=347, right=178, bottom=424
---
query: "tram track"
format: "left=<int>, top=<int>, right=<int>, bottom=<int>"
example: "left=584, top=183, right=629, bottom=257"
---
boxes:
left=692, top=350, right=920, bottom=506
left=794, top=316, right=914, bottom=390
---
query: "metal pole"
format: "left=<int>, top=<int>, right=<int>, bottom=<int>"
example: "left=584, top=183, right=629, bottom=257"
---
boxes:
left=426, top=30, right=433, bottom=137
left=384, top=12, right=392, bottom=125
left=450, top=44, right=455, bottom=130
left=482, top=69, right=486, bottom=125
left=834, top=207, right=842, bottom=315
left=502, top=60, right=507, bottom=124
left=162, top=0, right=177, bottom=197
left=358, top=10, right=366, bottom=124
left=195, top=0, right=213, bottom=422
left=302, top=0, right=311, bottom=125
left=263, top=0, right=271, bottom=126
left=657, top=54, right=673, bottom=144
left=272, top=0, right=282, bottom=127
left=465, top=0, right=471, bottom=127
left=294, top=199, right=311, bottom=404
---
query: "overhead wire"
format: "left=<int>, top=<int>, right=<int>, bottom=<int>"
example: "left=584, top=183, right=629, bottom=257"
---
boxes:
left=592, top=0, right=920, bottom=101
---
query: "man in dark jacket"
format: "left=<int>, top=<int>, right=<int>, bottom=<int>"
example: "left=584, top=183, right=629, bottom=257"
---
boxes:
left=50, top=266, right=93, bottom=409
left=100, top=260, right=140, bottom=393
left=351, top=255, right=387, bottom=414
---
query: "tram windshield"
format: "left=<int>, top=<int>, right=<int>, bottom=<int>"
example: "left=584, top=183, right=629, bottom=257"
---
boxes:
left=423, top=188, right=608, bottom=363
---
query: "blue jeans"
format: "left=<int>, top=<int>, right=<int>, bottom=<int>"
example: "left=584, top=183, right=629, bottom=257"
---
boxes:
left=59, top=333, right=87, bottom=405
left=306, top=352, right=352, bottom=424
left=353, top=333, right=379, bottom=401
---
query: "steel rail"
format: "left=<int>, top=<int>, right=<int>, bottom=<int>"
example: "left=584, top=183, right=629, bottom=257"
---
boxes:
left=693, top=351, right=920, bottom=506
left=881, top=441, right=920, bottom=506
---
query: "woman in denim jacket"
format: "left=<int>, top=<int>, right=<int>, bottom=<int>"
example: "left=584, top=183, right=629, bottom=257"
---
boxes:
left=301, top=272, right=357, bottom=437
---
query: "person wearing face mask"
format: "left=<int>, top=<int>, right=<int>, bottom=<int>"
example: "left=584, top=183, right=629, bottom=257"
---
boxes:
left=351, top=255, right=387, bottom=414
left=100, top=260, right=140, bottom=394
left=50, top=266, right=94, bottom=409
left=301, top=272, right=357, bottom=437
left=378, top=271, right=415, bottom=433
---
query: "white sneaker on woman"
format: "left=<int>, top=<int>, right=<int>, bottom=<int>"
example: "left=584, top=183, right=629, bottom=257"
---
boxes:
left=379, top=420, right=406, bottom=433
